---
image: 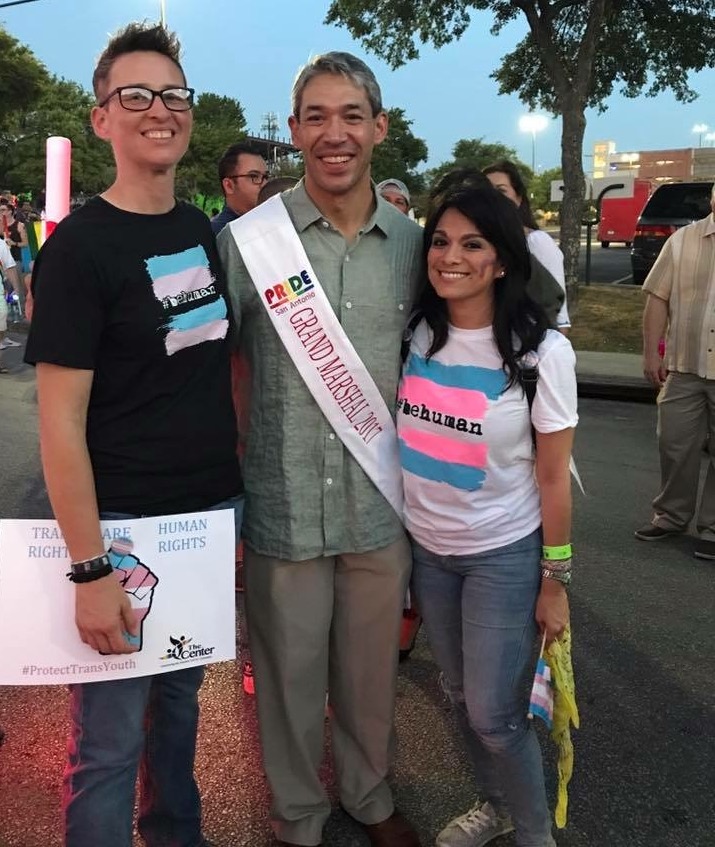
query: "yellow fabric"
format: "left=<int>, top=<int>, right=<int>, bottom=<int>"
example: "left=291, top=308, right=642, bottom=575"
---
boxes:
left=544, top=626, right=579, bottom=828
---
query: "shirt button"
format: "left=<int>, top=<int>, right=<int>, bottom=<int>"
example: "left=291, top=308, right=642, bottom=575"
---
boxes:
left=329, top=433, right=335, bottom=440
left=322, top=220, right=329, bottom=228
left=326, top=478, right=333, bottom=486
left=398, top=303, right=404, bottom=311
left=345, top=255, right=351, bottom=262
left=345, top=301, right=352, bottom=309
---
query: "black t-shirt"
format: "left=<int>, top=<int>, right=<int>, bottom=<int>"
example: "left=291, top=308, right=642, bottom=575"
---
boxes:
left=25, top=196, right=241, bottom=515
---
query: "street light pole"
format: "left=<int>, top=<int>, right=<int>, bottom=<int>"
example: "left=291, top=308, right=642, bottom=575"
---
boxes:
left=692, top=123, right=708, bottom=147
left=160, top=0, right=166, bottom=25
left=518, top=114, right=548, bottom=174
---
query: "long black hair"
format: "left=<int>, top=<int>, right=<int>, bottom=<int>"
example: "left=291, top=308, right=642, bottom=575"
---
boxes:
left=483, top=159, right=540, bottom=231
left=415, top=185, right=549, bottom=389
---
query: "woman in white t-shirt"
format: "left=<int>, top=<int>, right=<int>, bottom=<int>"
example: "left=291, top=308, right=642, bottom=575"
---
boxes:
left=484, top=160, right=570, bottom=332
left=399, top=185, right=577, bottom=847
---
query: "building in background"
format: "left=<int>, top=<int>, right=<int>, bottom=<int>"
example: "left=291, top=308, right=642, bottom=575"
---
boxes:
left=590, top=141, right=715, bottom=184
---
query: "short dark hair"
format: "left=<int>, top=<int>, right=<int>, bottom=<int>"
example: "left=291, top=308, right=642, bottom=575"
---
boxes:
left=218, top=142, right=263, bottom=185
left=92, top=22, right=185, bottom=99
left=483, top=159, right=539, bottom=230
left=258, top=176, right=299, bottom=204
left=416, top=185, right=548, bottom=388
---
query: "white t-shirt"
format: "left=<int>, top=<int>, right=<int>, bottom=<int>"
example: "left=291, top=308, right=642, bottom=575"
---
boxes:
left=527, top=229, right=570, bottom=329
left=0, top=239, right=16, bottom=271
left=398, top=323, right=578, bottom=556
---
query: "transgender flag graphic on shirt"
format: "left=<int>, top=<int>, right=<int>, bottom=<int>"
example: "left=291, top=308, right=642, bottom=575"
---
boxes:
left=146, top=245, right=228, bottom=356
left=399, top=353, right=506, bottom=491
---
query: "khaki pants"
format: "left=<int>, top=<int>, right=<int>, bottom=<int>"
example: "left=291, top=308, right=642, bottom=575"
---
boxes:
left=243, top=535, right=411, bottom=846
left=653, top=371, right=715, bottom=534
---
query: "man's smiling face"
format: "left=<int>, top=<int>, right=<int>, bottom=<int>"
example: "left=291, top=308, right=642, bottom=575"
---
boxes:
left=288, top=72, right=387, bottom=202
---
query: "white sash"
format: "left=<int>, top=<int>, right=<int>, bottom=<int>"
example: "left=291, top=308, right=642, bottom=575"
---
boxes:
left=227, top=195, right=404, bottom=517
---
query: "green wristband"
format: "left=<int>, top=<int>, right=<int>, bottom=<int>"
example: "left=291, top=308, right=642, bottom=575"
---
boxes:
left=542, top=544, right=572, bottom=561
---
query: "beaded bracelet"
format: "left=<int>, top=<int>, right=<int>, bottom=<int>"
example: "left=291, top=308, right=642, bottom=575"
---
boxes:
left=540, top=557, right=572, bottom=573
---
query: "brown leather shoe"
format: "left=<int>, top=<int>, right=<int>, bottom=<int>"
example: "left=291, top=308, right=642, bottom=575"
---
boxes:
left=355, top=810, right=421, bottom=847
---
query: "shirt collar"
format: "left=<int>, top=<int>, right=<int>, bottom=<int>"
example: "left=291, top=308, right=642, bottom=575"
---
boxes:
left=704, top=212, right=715, bottom=237
left=287, top=178, right=397, bottom=238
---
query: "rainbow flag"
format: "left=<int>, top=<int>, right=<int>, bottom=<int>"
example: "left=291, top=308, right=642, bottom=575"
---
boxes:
left=26, top=220, right=41, bottom=260
left=528, top=655, right=554, bottom=729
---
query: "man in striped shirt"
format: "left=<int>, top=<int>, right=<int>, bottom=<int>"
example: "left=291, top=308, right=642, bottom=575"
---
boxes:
left=636, top=182, right=715, bottom=560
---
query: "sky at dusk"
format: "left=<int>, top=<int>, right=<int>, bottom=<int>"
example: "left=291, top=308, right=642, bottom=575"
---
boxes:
left=4, top=0, right=715, bottom=174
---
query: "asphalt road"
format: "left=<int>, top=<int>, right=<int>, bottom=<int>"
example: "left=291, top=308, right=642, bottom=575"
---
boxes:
left=0, top=355, right=713, bottom=847
left=577, top=241, right=633, bottom=285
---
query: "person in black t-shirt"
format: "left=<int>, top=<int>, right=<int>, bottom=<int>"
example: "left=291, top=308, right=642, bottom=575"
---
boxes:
left=25, top=22, right=241, bottom=847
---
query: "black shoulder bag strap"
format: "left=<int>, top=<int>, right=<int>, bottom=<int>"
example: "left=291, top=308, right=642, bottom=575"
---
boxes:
left=520, top=363, right=539, bottom=448
left=401, top=311, right=423, bottom=364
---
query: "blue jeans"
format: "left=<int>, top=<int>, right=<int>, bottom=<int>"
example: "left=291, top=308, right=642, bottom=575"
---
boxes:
left=64, top=495, right=244, bottom=847
left=411, top=530, right=552, bottom=847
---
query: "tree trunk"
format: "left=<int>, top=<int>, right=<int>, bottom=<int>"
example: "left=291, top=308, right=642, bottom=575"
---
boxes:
left=559, top=100, right=587, bottom=309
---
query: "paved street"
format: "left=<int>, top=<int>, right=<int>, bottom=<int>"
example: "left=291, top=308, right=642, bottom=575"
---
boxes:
left=0, top=355, right=713, bottom=847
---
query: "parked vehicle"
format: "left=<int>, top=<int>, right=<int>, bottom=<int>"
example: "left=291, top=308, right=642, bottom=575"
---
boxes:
left=598, top=179, right=652, bottom=248
left=631, top=181, right=714, bottom=285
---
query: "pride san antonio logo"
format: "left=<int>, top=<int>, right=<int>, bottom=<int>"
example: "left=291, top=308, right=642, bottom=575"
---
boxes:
left=263, top=268, right=314, bottom=309
left=160, top=634, right=216, bottom=663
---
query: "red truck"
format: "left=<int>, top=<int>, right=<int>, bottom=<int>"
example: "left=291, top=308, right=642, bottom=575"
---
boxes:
left=598, top=179, right=652, bottom=248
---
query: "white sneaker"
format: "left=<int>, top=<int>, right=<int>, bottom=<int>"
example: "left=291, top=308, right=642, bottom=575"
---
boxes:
left=436, top=800, right=515, bottom=847
left=0, top=337, right=21, bottom=349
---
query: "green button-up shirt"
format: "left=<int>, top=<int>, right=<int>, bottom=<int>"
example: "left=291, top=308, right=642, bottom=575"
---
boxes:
left=218, top=181, right=423, bottom=561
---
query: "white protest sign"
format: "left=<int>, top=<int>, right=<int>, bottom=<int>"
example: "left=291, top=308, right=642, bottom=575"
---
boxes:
left=0, top=510, right=236, bottom=685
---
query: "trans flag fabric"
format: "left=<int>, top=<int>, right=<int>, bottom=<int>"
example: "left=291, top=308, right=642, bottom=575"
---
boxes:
left=528, top=656, right=554, bottom=728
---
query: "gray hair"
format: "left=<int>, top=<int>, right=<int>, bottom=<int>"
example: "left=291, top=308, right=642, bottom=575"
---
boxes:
left=291, top=51, right=383, bottom=119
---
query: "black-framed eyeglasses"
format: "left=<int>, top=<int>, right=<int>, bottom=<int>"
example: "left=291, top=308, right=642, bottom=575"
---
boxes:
left=97, top=86, right=195, bottom=112
left=227, top=172, right=270, bottom=186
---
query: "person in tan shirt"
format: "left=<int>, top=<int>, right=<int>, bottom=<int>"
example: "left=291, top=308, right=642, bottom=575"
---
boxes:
left=636, top=182, right=715, bottom=560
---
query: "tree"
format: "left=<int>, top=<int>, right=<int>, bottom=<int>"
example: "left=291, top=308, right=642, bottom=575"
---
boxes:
left=530, top=166, right=562, bottom=215
left=427, top=137, right=528, bottom=189
left=0, top=27, right=47, bottom=128
left=371, top=107, right=428, bottom=195
left=326, top=0, right=715, bottom=298
left=177, top=92, right=247, bottom=199
left=0, top=77, right=114, bottom=197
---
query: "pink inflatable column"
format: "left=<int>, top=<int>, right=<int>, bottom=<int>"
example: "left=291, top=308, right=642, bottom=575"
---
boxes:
left=45, top=136, right=71, bottom=239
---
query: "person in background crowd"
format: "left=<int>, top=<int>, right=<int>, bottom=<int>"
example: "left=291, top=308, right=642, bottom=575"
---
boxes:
left=484, top=160, right=570, bottom=333
left=0, top=231, right=23, bottom=344
left=257, top=175, right=300, bottom=204
left=636, top=182, right=715, bottom=560
left=219, top=51, right=422, bottom=847
left=25, top=22, right=242, bottom=847
left=0, top=236, right=23, bottom=371
left=1, top=203, right=28, bottom=316
left=210, top=142, right=269, bottom=235
left=376, top=178, right=411, bottom=215
left=399, top=184, right=575, bottom=847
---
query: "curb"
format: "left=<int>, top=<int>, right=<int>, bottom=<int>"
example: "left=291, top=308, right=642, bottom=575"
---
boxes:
left=577, top=378, right=656, bottom=404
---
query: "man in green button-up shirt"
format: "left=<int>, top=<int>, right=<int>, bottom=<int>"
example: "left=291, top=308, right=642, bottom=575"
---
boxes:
left=218, top=53, right=422, bottom=847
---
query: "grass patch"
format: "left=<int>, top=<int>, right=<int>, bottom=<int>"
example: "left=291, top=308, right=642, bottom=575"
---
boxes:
left=568, top=285, right=643, bottom=353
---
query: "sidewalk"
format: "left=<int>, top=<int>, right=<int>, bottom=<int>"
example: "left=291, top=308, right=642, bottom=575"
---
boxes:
left=575, top=350, right=655, bottom=402
left=5, top=320, right=656, bottom=402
